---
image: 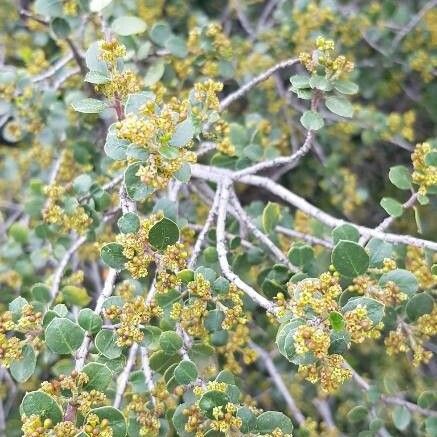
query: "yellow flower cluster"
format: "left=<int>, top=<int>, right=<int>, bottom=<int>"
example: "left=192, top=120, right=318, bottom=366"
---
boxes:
left=111, top=296, right=163, bottom=347
left=406, top=246, right=435, bottom=288
left=96, top=70, right=142, bottom=101
left=331, top=168, right=364, bottom=216
left=210, top=403, right=242, bottom=433
left=22, top=415, right=55, bottom=437
left=384, top=324, right=433, bottom=367
left=127, top=394, right=161, bottom=436
left=299, top=354, right=351, bottom=393
left=221, top=283, right=246, bottom=329
left=375, top=281, right=407, bottom=306
left=344, top=305, right=382, bottom=343
left=99, top=39, right=126, bottom=66
left=43, top=183, right=92, bottom=234
left=416, top=306, right=437, bottom=338
left=171, top=299, right=208, bottom=337
left=293, top=325, right=330, bottom=358
left=84, top=413, right=112, bottom=437
left=288, top=272, right=341, bottom=318
left=411, top=142, right=437, bottom=195
left=383, top=111, right=416, bottom=142
left=194, top=80, right=223, bottom=112
left=0, top=303, right=41, bottom=367
left=116, top=214, right=161, bottom=278
left=218, top=324, right=256, bottom=374
left=299, top=37, right=354, bottom=79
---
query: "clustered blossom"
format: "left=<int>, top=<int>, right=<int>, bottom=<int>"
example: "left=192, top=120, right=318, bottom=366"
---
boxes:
left=299, top=37, right=354, bottom=78
left=0, top=303, right=41, bottom=367
left=411, top=142, right=437, bottom=195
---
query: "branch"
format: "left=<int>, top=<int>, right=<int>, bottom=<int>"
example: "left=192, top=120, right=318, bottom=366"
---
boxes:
left=191, top=164, right=437, bottom=251
left=141, top=347, right=157, bottom=407
left=220, top=58, right=299, bottom=110
left=113, top=343, right=138, bottom=408
left=233, top=130, right=314, bottom=178
left=359, top=192, right=418, bottom=245
left=50, top=235, right=87, bottom=300
left=276, top=225, right=333, bottom=249
left=391, top=0, right=437, bottom=50
left=216, top=182, right=278, bottom=313
left=188, top=188, right=221, bottom=269
left=349, top=365, right=437, bottom=417
left=250, top=342, right=305, bottom=425
left=230, top=190, right=298, bottom=272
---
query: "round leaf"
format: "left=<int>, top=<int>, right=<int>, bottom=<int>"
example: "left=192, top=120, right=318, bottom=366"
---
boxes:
left=300, top=110, right=324, bottom=130
left=45, top=318, right=85, bottom=355
left=148, top=218, right=180, bottom=250
left=332, top=240, right=369, bottom=277
left=325, top=95, right=354, bottom=118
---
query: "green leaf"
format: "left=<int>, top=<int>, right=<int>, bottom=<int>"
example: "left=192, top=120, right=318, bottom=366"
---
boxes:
left=332, top=224, right=360, bottom=243
left=45, top=318, right=85, bottom=355
left=73, top=174, right=92, bottom=194
left=199, top=391, right=230, bottom=419
left=118, top=212, right=140, bottom=234
left=21, top=391, right=63, bottom=423
left=309, top=75, right=332, bottom=91
left=83, top=362, right=113, bottom=391
left=425, top=151, right=437, bottom=166
left=334, top=79, right=359, bottom=95
left=380, top=197, right=403, bottom=217
left=289, top=74, right=310, bottom=89
left=347, top=406, right=368, bottom=423
left=329, top=311, right=345, bottom=331
left=174, top=360, right=198, bottom=385
left=78, top=308, right=103, bottom=334
left=125, top=92, right=155, bottom=114
left=204, top=310, right=225, bottom=332
left=149, top=21, right=173, bottom=46
left=159, top=331, right=183, bottom=354
left=148, top=217, right=180, bottom=250
left=288, top=245, right=314, bottom=268
left=406, top=293, right=433, bottom=321
left=31, top=283, right=51, bottom=303
left=170, top=118, right=195, bottom=147
left=392, top=406, right=411, bottom=431
left=367, top=238, right=393, bottom=267
left=95, top=329, right=122, bottom=359
left=34, top=0, right=62, bottom=17
left=89, top=0, right=113, bottom=12
left=325, top=96, right=354, bottom=118
left=50, top=17, right=71, bottom=38
left=10, top=345, right=36, bottom=383
left=174, top=163, right=191, bottom=183
left=425, top=417, right=437, bottom=437
left=256, top=411, right=293, bottom=433
left=300, top=110, right=324, bottom=130
left=89, top=407, right=127, bottom=437
left=332, top=240, right=369, bottom=277
left=165, top=36, right=188, bottom=58
left=71, top=98, right=106, bottom=114
left=172, top=403, right=193, bottom=437
left=62, top=285, right=91, bottom=307
left=101, top=243, right=126, bottom=270
left=85, top=71, right=110, bottom=84
left=144, top=60, right=165, bottom=87
left=159, top=145, right=180, bottom=160
left=379, top=269, right=418, bottom=296
left=237, top=407, right=257, bottom=433
left=389, top=165, right=412, bottom=190
left=262, top=202, right=281, bottom=233
left=111, top=16, right=147, bottom=36
left=124, top=162, right=154, bottom=201
left=343, top=297, right=385, bottom=324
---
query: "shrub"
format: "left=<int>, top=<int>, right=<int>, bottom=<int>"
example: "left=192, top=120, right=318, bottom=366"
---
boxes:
left=0, top=1, right=436, bottom=436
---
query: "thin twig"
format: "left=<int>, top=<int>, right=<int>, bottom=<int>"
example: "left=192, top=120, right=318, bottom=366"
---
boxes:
left=250, top=342, right=305, bottom=425
left=220, top=58, right=299, bottom=110
left=216, top=182, right=278, bottom=313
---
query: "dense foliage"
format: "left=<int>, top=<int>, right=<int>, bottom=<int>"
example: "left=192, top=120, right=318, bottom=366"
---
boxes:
left=0, top=0, right=436, bottom=436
